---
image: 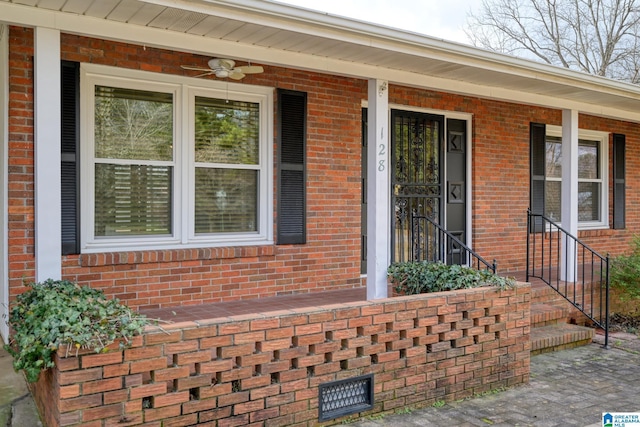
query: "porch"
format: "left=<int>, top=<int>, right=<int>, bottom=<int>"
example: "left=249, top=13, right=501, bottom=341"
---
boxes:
left=139, top=277, right=532, bottom=324
left=29, top=267, right=599, bottom=426
left=30, top=282, right=531, bottom=427
left=138, top=270, right=595, bottom=355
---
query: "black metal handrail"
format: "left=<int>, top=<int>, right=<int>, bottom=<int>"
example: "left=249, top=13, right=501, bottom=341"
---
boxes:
left=411, top=213, right=496, bottom=273
left=526, top=209, right=609, bottom=347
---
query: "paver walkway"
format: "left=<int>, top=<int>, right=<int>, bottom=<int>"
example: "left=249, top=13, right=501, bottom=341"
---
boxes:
left=350, top=337, right=640, bottom=427
left=0, top=345, right=42, bottom=426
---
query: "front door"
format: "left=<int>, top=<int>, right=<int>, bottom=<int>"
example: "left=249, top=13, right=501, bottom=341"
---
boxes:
left=391, top=110, right=444, bottom=263
left=360, top=109, right=468, bottom=270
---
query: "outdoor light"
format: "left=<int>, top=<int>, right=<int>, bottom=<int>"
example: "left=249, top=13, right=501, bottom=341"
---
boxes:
left=378, top=81, right=387, bottom=96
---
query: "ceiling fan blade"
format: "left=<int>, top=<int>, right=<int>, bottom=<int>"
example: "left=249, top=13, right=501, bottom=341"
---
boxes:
left=181, top=65, right=211, bottom=72
left=228, top=72, right=246, bottom=80
left=193, top=71, right=215, bottom=78
left=234, top=65, right=264, bottom=74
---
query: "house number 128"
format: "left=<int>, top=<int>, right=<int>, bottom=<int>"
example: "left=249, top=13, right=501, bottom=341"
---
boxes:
left=378, top=144, right=386, bottom=171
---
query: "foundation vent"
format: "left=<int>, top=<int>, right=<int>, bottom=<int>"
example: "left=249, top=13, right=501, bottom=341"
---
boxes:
left=318, top=374, right=374, bottom=421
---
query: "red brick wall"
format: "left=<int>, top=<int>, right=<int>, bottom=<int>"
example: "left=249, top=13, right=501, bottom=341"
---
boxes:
left=7, top=25, right=639, bottom=309
left=387, top=88, right=640, bottom=272
left=7, top=27, right=36, bottom=301
left=30, top=284, right=530, bottom=427
left=8, top=27, right=367, bottom=309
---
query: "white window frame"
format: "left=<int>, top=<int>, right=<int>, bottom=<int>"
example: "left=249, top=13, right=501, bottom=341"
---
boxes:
left=80, top=64, right=273, bottom=253
left=546, top=125, right=609, bottom=230
left=187, top=87, right=270, bottom=245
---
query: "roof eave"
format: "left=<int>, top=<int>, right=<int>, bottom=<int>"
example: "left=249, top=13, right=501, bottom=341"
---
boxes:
left=143, top=0, right=640, bottom=100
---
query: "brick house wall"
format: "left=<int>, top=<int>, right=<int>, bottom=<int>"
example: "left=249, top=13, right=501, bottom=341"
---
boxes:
left=9, top=27, right=367, bottom=309
left=7, top=25, right=638, bottom=310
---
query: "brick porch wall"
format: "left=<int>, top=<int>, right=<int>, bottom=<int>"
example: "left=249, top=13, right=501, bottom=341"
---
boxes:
left=30, top=284, right=530, bottom=427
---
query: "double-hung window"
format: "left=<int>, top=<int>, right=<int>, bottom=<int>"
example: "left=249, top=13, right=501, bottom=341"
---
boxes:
left=93, top=85, right=174, bottom=238
left=81, top=64, right=273, bottom=252
left=537, top=125, right=608, bottom=229
left=191, top=93, right=261, bottom=237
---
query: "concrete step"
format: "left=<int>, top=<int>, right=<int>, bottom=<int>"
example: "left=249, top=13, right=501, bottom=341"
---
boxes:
left=531, top=303, right=567, bottom=327
left=531, top=324, right=594, bottom=356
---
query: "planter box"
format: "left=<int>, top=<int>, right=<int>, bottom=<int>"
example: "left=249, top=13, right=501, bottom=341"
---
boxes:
left=30, top=283, right=530, bottom=426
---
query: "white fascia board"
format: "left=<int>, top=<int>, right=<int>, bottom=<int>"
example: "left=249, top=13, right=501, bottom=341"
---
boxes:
left=3, top=2, right=640, bottom=123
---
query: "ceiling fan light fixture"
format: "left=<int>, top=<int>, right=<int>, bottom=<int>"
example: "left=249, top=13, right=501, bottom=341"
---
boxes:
left=208, top=58, right=235, bottom=70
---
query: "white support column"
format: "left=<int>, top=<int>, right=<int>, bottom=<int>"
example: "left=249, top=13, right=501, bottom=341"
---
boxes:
left=366, top=79, right=389, bottom=300
left=34, top=27, right=61, bottom=282
left=0, top=25, right=9, bottom=343
left=561, top=109, right=578, bottom=282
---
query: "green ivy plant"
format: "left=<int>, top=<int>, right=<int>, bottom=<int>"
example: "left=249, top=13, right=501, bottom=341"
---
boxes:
left=388, top=261, right=515, bottom=296
left=5, top=279, right=149, bottom=382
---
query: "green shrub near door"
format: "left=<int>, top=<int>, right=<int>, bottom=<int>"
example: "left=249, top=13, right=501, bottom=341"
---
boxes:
left=388, top=261, right=515, bottom=296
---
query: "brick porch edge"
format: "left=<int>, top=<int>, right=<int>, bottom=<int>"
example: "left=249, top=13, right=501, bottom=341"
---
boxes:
left=29, top=283, right=531, bottom=427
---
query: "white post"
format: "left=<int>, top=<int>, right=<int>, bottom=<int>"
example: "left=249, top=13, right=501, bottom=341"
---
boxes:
left=0, top=25, right=8, bottom=343
left=366, top=79, right=389, bottom=300
left=561, top=109, right=578, bottom=282
left=34, top=27, right=62, bottom=281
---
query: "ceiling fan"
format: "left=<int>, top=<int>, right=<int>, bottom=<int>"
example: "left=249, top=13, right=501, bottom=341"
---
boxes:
left=181, top=58, right=264, bottom=80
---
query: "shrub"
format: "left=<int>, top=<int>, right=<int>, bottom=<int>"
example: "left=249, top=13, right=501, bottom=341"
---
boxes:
left=610, top=235, right=640, bottom=302
left=5, top=279, right=149, bottom=382
left=388, top=261, right=515, bottom=296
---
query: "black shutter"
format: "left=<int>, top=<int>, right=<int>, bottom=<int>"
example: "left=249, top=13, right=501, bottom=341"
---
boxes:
left=361, top=108, right=368, bottom=274
left=61, top=61, right=80, bottom=254
left=530, top=122, right=546, bottom=232
left=277, top=89, right=307, bottom=244
left=613, top=133, right=626, bottom=229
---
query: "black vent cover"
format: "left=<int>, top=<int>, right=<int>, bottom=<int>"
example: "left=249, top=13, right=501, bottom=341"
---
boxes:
left=318, top=374, right=374, bottom=421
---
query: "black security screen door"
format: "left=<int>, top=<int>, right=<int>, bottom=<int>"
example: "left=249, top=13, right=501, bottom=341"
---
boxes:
left=391, top=110, right=444, bottom=263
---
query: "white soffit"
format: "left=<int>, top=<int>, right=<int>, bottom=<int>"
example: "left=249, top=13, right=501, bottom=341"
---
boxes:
left=2, top=0, right=640, bottom=121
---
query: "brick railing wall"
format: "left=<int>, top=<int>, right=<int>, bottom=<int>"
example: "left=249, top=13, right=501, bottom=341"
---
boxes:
left=30, top=284, right=530, bottom=427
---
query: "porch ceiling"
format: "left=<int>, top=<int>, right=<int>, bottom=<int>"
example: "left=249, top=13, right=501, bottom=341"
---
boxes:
left=4, top=0, right=640, bottom=121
